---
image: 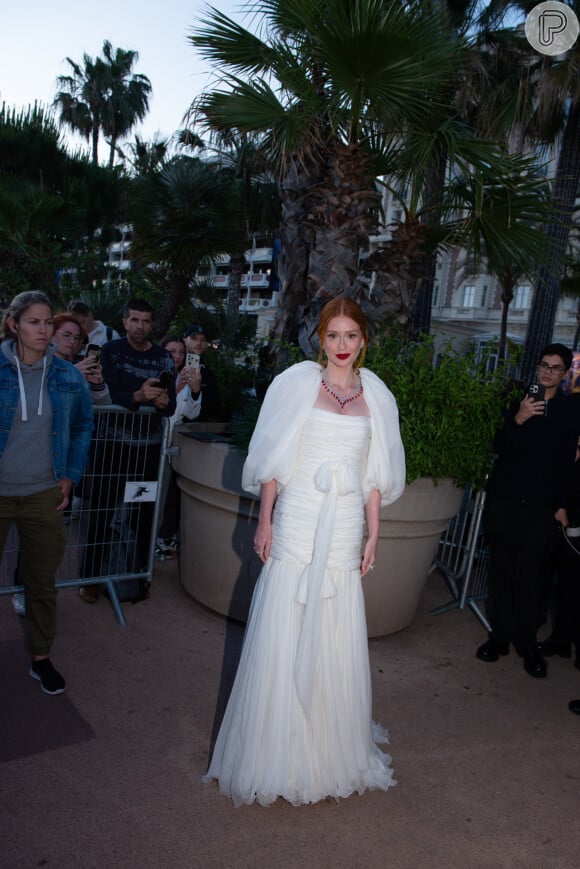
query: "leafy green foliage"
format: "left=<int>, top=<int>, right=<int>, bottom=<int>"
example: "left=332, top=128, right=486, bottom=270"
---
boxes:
left=231, top=398, right=261, bottom=454
left=0, top=103, right=127, bottom=302
left=366, top=331, right=517, bottom=488
left=231, top=330, right=515, bottom=488
left=206, top=347, right=255, bottom=422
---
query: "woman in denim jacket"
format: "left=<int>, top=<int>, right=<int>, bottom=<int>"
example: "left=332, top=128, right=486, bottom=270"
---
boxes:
left=0, top=291, right=93, bottom=695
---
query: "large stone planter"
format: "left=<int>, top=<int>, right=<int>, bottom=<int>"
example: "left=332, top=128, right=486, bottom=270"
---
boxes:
left=172, top=431, right=260, bottom=623
left=367, top=477, right=463, bottom=636
left=173, top=433, right=462, bottom=636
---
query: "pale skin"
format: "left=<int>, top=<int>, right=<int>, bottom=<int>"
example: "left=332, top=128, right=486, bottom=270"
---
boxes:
left=53, top=320, right=107, bottom=388
left=74, top=310, right=96, bottom=335
left=123, top=309, right=170, bottom=410
left=7, top=303, right=72, bottom=662
left=165, top=339, right=199, bottom=395
left=253, top=314, right=379, bottom=577
left=181, top=333, right=208, bottom=395
left=514, top=353, right=571, bottom=527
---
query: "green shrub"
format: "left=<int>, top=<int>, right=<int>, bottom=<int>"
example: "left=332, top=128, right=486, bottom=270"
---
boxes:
left=366, top=333, right=516, bottom=489
left=231, top=331, right=515, bottom=490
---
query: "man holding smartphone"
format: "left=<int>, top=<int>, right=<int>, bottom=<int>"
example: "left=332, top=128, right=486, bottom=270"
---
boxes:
left=476, top=343, right=580, bottom=678
left=78, top=299, right=176, bottom=601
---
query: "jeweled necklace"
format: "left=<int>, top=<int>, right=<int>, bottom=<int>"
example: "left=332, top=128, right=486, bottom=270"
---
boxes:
left=321, top=368, right=363, bottom=411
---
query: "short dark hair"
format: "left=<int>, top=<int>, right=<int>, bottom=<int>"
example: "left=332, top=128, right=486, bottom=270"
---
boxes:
left=67, top=299, right=91, bottom=317
left=539, top=342, right=572, bottom=371
left=123, top=298, right=154, bottom=319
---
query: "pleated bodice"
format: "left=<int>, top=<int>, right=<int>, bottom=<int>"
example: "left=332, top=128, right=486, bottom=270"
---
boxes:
left=270, top=408, right=370, bottom=571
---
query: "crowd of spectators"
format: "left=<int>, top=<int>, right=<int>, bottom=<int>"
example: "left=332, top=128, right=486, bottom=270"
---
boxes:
left=1, top=292, right=579, bottom=717
left=1, top=293, right=222, bottom=693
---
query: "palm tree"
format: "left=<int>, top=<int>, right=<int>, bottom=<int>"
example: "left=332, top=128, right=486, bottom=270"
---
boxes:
left=444, top=153, right=555, bottom=360
left=129, top=155, right=248, bottom=334
left=188, top=0, right=464, bottom=351
left=0, top=103, right=125, bottom=295
left=54, top=50, right=109, bottom=164
left=462, top=1, right=580, bottom=379
left=122, top=134, right=169, bottom=176
left=53, top=40, right=151, bottom=167
left=521, top=90, right=580, bottom=378
left=177, top=126, right=281, bottom=316
left=100, top=40, right=152, bottom=169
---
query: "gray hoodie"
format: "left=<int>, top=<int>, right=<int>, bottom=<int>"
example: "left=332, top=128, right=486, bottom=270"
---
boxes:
left=0, top=339, right=55, bottom=496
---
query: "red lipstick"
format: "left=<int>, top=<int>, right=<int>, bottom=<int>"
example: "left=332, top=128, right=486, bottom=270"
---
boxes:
left=336, top=353, right=350, bottom=359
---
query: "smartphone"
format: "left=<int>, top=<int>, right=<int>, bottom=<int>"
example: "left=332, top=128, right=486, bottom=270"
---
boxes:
left=86, top=343, right=101, bottom=363
left=153, top=370, right=172, bottom=388
left=186, top=352, right=200, bottom=370
left=527, top=383, right=545, bottom=402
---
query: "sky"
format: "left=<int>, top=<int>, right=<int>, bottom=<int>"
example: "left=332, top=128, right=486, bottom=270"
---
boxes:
left=0, top=0, right=242, bottom=156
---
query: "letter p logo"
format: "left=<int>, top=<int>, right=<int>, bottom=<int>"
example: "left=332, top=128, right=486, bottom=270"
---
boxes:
left=526, top=2, right=579, bottom=55
left=539, top=10, right=567, bottom=45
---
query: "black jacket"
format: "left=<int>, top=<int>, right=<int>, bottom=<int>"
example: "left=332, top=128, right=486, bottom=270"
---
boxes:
left=487, top=393, right=580, bottom=509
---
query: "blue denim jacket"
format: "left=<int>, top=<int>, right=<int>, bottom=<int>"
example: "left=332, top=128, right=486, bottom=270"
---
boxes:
left=0, top=349, right=94, bottom=483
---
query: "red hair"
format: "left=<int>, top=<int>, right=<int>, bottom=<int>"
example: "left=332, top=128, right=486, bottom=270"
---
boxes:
left=53, top=313, right=85, bottom=337
left=316, top=298, right=368, bottom=369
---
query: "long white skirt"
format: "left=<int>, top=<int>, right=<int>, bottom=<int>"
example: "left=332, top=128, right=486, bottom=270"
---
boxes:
left=202, top=411, right=395, bottom=806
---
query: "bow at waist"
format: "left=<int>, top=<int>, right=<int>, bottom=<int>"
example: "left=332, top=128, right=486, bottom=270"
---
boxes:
left=313, top=461, right=360, bottom=496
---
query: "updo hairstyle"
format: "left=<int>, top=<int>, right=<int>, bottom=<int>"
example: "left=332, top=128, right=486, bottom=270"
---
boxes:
left=316, top=297, right=369, bottom=370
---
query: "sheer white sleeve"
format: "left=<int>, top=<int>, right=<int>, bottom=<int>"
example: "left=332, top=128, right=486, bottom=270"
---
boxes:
left=360, top=368, right=406, bottom=507
left=242, top=362, right=322, bottom=497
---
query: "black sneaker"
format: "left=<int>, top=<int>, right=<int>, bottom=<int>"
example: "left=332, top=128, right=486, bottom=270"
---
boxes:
left=29, top=659, right=66, bottom=695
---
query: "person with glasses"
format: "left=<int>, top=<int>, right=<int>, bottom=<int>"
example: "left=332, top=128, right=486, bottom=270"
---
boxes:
left=52, top=314, right=111, bottom=405
left=477, top=343, right=580, bottom=678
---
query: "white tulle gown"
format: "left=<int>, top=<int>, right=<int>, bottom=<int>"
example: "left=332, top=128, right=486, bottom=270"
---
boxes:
left=202, top=408, right=396, bottom=807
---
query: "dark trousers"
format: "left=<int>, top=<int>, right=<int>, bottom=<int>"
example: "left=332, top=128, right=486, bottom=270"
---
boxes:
left=158, top=467, right=180, bottom=540
left=81, top=438, right=160, bottom=579
left=550, top=529, right=580, bottom=645
left=485, top=494, right=554, bottom=650
left=0, top=487, right=67, bottom=656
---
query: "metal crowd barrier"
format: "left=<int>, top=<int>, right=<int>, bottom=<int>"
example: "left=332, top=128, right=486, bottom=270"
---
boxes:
left=0, top=406, right=170, bottom=627
left=430, top=484, right=491, bottom=630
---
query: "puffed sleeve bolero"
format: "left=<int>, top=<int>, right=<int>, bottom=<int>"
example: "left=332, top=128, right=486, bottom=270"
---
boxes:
left=241, top=361, right=406, bottom=508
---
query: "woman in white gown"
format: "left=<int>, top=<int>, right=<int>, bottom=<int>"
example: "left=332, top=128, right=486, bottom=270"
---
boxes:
left=202, top=299, right=406, bottom=806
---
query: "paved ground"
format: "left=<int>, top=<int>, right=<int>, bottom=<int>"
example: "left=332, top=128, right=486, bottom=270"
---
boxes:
left=2, top=560, right=580, bottom=869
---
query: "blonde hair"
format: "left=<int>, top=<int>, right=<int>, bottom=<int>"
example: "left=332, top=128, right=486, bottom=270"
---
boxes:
left=316, top=298, right=368, bottom=370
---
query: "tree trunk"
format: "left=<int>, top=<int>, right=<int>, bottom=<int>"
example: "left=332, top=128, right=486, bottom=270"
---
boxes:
left=227, top=253, right=244, bottom=317
left=411, top=152, right=447, bottom=337
left=498, top=273, right=515, bottom=363
left=411, top=254, right=438, bottom=339
left=91, top=118, right=100, bottom=165
left=274, top=144, right=381, bottom=356
left=154, top=273, right=191, bottom=337
left=272, top=157, right=322, bottom=350
left=520, top=99, right=580, bottom=382
left=108, top=135, right=118, bottom=169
